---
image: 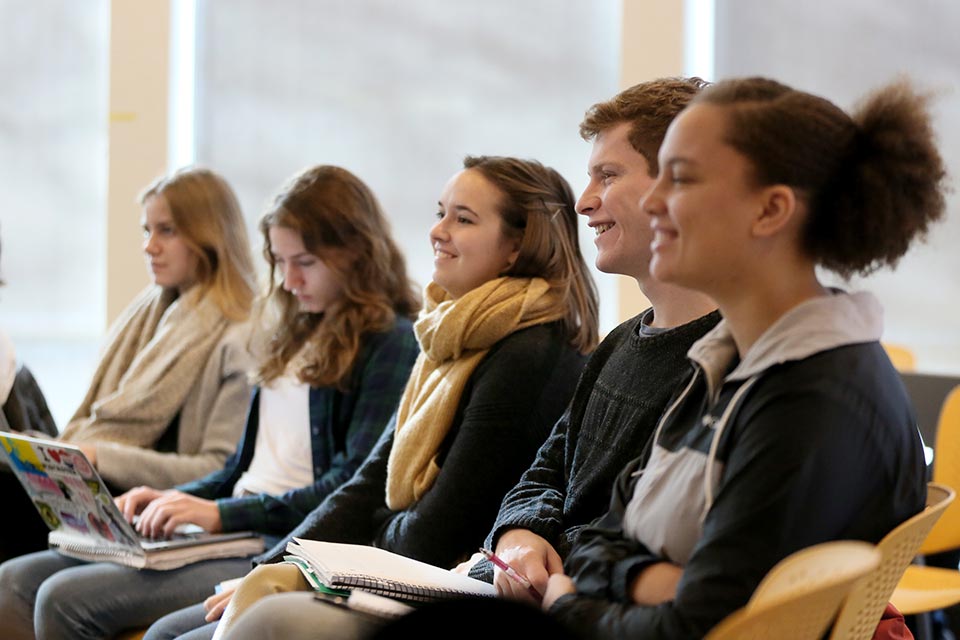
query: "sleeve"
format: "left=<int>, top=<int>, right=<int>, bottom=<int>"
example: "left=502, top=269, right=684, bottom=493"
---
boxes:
left=216, top=329, right=419, bottom=535
left=551, top=383, right=920, bottom=640
left=176, top=435, right=251, bottom=500
left=484, top=411, right=573, bottom=550
left=93, top=333, right=252, bottom=490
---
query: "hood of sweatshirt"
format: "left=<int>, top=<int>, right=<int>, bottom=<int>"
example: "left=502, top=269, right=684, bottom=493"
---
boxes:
left=688, top=290, right=884, bottom=400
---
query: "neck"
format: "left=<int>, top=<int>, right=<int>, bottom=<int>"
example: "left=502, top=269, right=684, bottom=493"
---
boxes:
left=716, top=268, right=828, bottom=356
left=639, top=277, right=717, bottom=330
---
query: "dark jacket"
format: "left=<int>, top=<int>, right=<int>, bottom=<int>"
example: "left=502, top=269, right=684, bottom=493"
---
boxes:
left=553, top=292, right=926, bottom=639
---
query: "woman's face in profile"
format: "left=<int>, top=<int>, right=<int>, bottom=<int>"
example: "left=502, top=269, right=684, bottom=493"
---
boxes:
left=429, top=168, right=520, bottom=299
left=644, top=104, right=769, bottom=295
left=141, top=195, right=200, bottom=293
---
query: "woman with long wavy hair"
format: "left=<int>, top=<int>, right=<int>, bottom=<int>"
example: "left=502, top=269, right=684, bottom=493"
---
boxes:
left=0, top=165, right=421, bottom=640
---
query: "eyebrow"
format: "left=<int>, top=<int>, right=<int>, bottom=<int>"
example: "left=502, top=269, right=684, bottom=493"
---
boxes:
left=438, top=202, right=479, bottom=216
left=271, top=250, right=312, bottom=260
left=588, top=162, right=623, bottom=176
left=665, top=158, right=695, bottom=169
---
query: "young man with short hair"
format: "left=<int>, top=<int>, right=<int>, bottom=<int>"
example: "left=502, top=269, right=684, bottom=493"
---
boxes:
left=470, top=77, right=720, bottom=597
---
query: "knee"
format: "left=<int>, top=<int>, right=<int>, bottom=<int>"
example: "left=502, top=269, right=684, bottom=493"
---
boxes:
left=35, top=569, right=92, bottom=633
left=0, top=554, right=49, bottom=609
left=240, top=563, right=308, bottom=597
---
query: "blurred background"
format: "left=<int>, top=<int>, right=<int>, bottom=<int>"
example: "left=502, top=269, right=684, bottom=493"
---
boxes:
left=0, top=0, right=956, bottom=429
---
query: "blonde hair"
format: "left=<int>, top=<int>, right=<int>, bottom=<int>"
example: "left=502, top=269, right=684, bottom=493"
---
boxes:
left=139, top=167, right=256, bottom=320
left=256, top=165, right=420, bottom=388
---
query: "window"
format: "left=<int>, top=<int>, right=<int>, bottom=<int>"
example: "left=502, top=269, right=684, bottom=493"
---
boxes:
left=713, top=0, right=960, bottom=373
left=193, top=0, right=622, bottom=331
left=0, top=0, right=109, bottom=427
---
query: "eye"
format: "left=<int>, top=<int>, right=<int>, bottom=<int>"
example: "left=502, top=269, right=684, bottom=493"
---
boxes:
left=456, top=215, right=473, bottom=224
left=600, top=171, right=616, bottom=184
left=435, top=210, right=444, bottom=220
left=296, top=259, right=316, bottom=268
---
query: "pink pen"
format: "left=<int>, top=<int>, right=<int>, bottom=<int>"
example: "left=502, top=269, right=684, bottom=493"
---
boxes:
left=479, top=547, right=543, bottom=601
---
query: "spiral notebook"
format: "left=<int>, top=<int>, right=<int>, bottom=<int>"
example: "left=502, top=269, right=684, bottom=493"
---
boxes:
left=0, top=431, right=263, bottom=570
left=285, top=538, right=496, bottom=603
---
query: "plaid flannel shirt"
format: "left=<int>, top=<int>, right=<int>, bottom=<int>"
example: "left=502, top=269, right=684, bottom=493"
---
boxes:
left=176, top=316, right=418, bottom=536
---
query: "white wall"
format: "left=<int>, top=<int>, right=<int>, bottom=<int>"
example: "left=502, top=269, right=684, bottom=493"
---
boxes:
left=713, top=0, right=960, bottom=374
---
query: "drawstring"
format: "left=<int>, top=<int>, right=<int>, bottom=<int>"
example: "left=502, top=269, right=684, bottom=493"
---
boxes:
left=631, top=370, right=701, bottom=477
left=700, top=375, right=760, bottom=523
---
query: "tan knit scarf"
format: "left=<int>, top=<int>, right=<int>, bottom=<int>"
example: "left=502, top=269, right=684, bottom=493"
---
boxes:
left=60, top=285, right=234, bottom=447
left=385, top=276, right=564, bottom=510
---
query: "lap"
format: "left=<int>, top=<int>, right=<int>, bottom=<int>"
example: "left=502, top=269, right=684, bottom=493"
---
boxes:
left=35, top=555, right=254, bottom=637
left=227, top=593, right=384, bottom=640
left=144, top=603, right=216, bottom=640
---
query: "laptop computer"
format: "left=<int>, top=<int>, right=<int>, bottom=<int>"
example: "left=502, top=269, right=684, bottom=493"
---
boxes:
left=0, top=431, right=264, bottom=570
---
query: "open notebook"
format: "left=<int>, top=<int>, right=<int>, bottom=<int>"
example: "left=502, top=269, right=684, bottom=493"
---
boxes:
left=0, top=432, right=263, bottom=570
left=285, top=538, right=496, bottom=603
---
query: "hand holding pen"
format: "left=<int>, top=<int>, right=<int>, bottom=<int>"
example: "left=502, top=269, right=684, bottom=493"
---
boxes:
left=479, top=547, right=543, bottom=602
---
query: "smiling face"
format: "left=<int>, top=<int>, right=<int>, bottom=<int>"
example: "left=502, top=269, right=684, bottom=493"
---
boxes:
left=268, top=225, right=343, bottom=313
left=576, top=122, right=657, bottom=281
left=644, top=104, right=769, bottom=295
left=430, top=169, right=520, bottom=299
left=141, top=195, right=200, bottom=293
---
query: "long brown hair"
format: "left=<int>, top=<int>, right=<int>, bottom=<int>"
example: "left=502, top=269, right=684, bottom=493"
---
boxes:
left=463, top=155, right=599, bottom=354
left=139, top=167, right=256, bottom=320
left=256, top=165, right=420, bottom=388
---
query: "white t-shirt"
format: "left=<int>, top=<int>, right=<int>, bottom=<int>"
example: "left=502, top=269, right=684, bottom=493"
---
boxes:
left=232, top=375, right=313, bottom=498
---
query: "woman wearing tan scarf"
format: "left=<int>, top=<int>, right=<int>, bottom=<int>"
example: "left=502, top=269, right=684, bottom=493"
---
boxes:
left=190, top=156, right=600, bottom=640
left=60, top=167, right=257, bottom=492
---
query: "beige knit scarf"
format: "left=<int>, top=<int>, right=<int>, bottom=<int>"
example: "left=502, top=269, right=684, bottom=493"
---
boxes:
left=60, top=285, right=234, bottom=447
left=385, top=276, right=564, bottom=510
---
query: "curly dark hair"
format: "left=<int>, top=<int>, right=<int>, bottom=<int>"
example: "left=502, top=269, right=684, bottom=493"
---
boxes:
left=696, top=77, right=949, bottom=277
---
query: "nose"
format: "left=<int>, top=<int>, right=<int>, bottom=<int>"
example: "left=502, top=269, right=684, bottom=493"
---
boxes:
left=575, top=184, right=600, bottom=217
left=641, top=178, right=666, bottom=219
left=429, top=215, right=449, bottom=245
left=281, top=263, right=302, bottom=292
left=143, top=233, right=160, bottom=256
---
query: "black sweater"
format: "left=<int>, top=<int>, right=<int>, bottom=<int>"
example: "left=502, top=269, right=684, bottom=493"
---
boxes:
left=257, top=322, right=586, bottom=570
left=472, top=310, right=720, bottom=583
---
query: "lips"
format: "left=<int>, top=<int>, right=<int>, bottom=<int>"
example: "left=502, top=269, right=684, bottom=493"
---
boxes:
left=650, top=225, right=677, bottom=251
left=433, top=245, right=455, bottom=259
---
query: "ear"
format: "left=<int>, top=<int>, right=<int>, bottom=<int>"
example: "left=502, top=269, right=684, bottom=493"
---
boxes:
left=751, top=185, right=797, bottom=238
left=505, top=239, right=521, bottom=270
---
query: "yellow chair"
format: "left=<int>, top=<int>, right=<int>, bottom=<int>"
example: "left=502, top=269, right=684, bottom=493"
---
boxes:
left=883, top=342, right=917, bottom=372
left=892, top=387, right=960, bottom=616
left=705, top=541, right=881, bottom=640
left=829, top=482, right=955, bottom=639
